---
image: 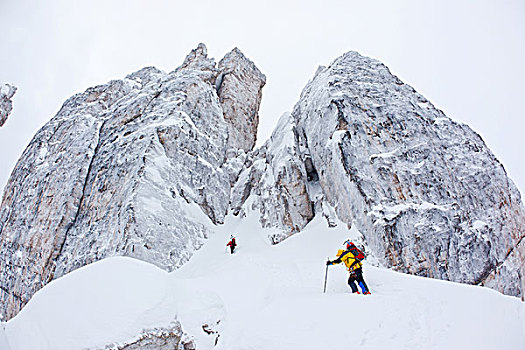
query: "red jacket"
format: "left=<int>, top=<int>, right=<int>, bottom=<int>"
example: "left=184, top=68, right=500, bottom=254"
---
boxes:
left=227, top=238, right=236, bottom=247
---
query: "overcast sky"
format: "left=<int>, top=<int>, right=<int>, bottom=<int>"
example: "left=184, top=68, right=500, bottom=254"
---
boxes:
left=1, top=0, right=524, bottom=197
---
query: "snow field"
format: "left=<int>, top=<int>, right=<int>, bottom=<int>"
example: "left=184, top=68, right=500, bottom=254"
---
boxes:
left=2, top=214, right=525, bottom=349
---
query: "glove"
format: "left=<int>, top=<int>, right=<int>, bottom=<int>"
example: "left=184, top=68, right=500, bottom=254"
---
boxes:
left=326, top=260, right=332, bottom=266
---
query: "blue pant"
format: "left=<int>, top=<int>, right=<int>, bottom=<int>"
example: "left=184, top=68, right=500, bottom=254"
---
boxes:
left=348, top=267, right=369, bottom=293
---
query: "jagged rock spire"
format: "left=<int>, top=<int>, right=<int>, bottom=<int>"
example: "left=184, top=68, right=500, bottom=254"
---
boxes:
left=177, top=43, right=218, bottom=83
left=217, top=47, right=266, bottom=152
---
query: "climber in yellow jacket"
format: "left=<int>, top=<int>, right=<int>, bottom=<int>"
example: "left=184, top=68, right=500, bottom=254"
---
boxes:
left=326, top=240, right=371, bottom=294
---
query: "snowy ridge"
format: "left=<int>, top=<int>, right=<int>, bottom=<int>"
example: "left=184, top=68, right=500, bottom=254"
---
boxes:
left=1, top=216, right=524, bottom=349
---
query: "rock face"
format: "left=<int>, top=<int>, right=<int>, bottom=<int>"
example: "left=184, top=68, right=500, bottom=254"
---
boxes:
left=0, top=83, right=17, bottom=127
left=0, top=44, right=265, bottom=321
left=231, top=113, right=315, bottom=242
left=1, top=46, right=524, bottom=322
left=232, top=51, right=525, bottom=297
left=289, top=51, right=525, bottom=296
left=217, top=48, right=266, bottom=151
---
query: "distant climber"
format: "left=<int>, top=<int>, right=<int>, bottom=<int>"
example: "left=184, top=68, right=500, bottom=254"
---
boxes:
left=326, top=240, right=370, bottom=294
left=227, top=235, right=237, bottom=254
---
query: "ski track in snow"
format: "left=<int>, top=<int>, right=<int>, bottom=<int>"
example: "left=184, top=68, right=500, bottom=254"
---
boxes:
left=1, top=214, right=525, bottom=350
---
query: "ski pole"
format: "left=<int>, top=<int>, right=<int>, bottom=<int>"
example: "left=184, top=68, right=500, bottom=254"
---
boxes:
left=323, top=258, right=329, bottom=293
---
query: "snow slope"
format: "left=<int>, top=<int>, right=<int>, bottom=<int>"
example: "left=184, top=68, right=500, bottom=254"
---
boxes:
left=2, top=215, right=525, bottom=350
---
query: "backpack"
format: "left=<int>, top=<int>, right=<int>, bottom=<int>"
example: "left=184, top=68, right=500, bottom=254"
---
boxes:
left=347, top=242, right=366, bottom=261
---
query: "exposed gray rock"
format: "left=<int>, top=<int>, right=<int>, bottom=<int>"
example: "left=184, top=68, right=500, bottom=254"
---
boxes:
left=290, top=51, right=525, bottom=297
left=1, top=44, right=524, bottom=325
left=176, top=43, right=218, bottom=84
left=0, top=44, right=265, bottom=321
left=92, top=321, right=195, bottom=350
left=0, top=77, right=135, bottom=320
left=0, top=83, right=17, bottom=127
left=231, top=113, right=314, bottom=241
left=217, top=48, right=266, bottom=152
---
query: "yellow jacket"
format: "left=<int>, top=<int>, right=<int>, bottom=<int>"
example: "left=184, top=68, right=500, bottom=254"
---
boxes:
left=332, top=249, right=362, bottom=271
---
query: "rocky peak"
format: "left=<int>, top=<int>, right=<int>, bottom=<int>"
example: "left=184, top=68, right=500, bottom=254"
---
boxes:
left=177, top=43, right=219, bottom=83
left=291, top=49, right=525, bottom=297
left=180, top=43, right=210, bottom=67
left=217, top=47, right=266, bottom=152
left=1, top=45, right=524, bottom=324
left=231, top=48, right=525, bottom=298
left=0, top=45, right=265, bottom=321
left=218, top=47, right=263, bottom=78
left=0, top=83, right=17, bottom=127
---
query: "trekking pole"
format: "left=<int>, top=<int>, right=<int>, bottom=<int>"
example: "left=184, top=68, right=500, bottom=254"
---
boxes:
left=323, top=258, right=329, bottom=293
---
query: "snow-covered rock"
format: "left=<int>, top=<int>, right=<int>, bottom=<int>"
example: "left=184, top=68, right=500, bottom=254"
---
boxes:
left=231, top=113, right=314, bottom=241
left=291, top=51, right=525, bottom=297
left=91, top=321, right=195, bottom=350
left=0, top=83, right=17, bottom=127
left=1, top=45, right=524, bottom=324
left=0, top=44, right=265, bottom=321
left=217, top=48, right=266, bottom=151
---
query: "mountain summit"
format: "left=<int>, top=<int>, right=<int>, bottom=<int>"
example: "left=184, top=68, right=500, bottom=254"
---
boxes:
left=0, top=45, right=523, bottom=322
left=289, top=51, right=525, bottom=295
left=0, top=44, right=265, bottom=321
